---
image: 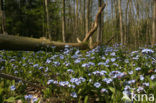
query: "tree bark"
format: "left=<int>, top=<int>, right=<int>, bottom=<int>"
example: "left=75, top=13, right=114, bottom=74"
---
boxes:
left=45, top=0, right=51, bottom=39
left=86, top=0, right=90, bottom=34
left=62, top=0, right=66, bottom=42
left=82, top=3, right=106, bottom=42
left=97, top=0, right=102, bottom=42
left=118, top=0, right=124, bottom=45
left=83, top=0, right=86, bottom=35
left=152, top=0, right=156, bottom=47
left=124, top=0, right=129, bottom=45
left=0, top=35, right=88, bottom=51
left=0, top=0, right=6, bottom=35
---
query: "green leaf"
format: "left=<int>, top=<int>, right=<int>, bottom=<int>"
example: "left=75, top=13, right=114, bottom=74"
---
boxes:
left=84, top=95, right=88, bottom=103
left=109, top=87, right=115, bottom=94
left=0, top=88, right=3, bottom=94
left=4, top=97, right=16, bottom=102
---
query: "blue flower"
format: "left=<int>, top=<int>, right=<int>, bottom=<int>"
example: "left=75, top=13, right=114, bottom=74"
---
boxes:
left=103, top=78, right=113, bottom=84
left=82, top=63, right=89, bottom=68
left=59, top=81, right=69, bottom=87
left=111, top=58, right=116, bottom=62
left=75, top=50, right=80, bottom=55
left=85, top=54, right=91, bottom=57
left=67, top=69, right=74, bottom=73
left=72, top=54, right=79, bottom=59
left=24, top=94, right=33, bottom=99
left=90, top=56, right=95, bottom=60
left=124, top=86, right=131, bottom=91
left=39, top=66, right=44, bottom=70
left=89, top=79, right=92, bottom=82
left=60, top=55, right=64, bottom=59
left=64, top=49, right=70, bottom=55
left=105, top=59, right=110, bottom=64
left=70, top=78, right=81, bottom=85
left=79, top=77, right=86, bottom=82
left=65, top=45, right=70, bottom=48
left=140, top=75, right=144, bottom=81
left=45, top=67, right=48, bottom=72
left=70, top=92, right=77, bottom=98
left=100, top=70, right=107, bottom=76
left=14, top=70, right=18, bottom=74
left=74, top=59, right=81, bottom=64
left=33, top=64, right=39, bottom=68
left=88, top=62, right=95, bottom=66
left=142, top=49, right=154, bottom=54
left=127, top=80, right=136, bottom=84
left=53, top=61, right=60, bottom=66
left=10, top=85, right=16, bottom=91
left=51, top=45, right=56, bottom=48
left=142, top=82, right=149, bottom=87
left=101, top=88, right=108, bottom=93
left=131, top=51, right=138, bottom=56
left=68, top=84, right=75, bottom=88
left=98, top=62, right=106, bottom=66
left=113, top=63, right=119, bottom=67
left=33, top=97, right=38, bottom=102
left=50, top=55, right=58, bottom=59
left=46, top=59, right=51, bottom=64
left=101, top=56, right=106, bottom=60
left=137, top=86, right=144, bottom=93
left=47, top=79, right=54, bottom=85
left=53, top=81, right=58, bottom=84
left=128, top=71, right=133, bottom=75
left=150, top=75, right=155, bottom=80
left=94, top=82, right=101, bottom=88
left=92, top=70, right=107, bottom=76
left=110, top=52, right=116, bottom=56
left=124, top=59, right=129, bottom=63
left=93, top=71, right=100, bottom=75
left=135, top=67, right=141, bottom=71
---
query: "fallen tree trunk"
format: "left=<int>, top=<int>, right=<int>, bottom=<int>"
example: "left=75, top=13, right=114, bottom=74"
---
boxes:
left=0, top=35, right=89, bottom=51
left=0, top=3, right=106, bottom=51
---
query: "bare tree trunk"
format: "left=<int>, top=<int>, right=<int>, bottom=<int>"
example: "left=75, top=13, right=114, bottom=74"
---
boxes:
left=45, top=0, right=51, bottom=39
left=62, top=0, right=66, bottom=42
left=0, top=0, right=2, bottom=33
left=86, top=0, right=90, bottom=34
left=97, top=0, right=102, bottom=42
left=152, top=0, right=156, bottom=47
left=115, top=0, right=119, bottom=42
left=42, top=0, right=46, bottom=37
left=68, top=0, right=71, bottom=35
left=124, top=0, right=129, bottom=45
left=75, top=0, right=79, bottom=39
left=80, top=0, right=82, bottom=34
left=83, top=0, right=86, bottom=35
left=89, top=0, right=93, bottom=47
left=135, top=0, right=140, bottom=47
left=73, top=0, right=76, bottom=37
left=118, top=0, right=124, bottom=45
left=111, top=0, right=114, bottom=44
left=0, top=0, right=6, bottom=35
left=82, top=3, right=106, bottom=42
